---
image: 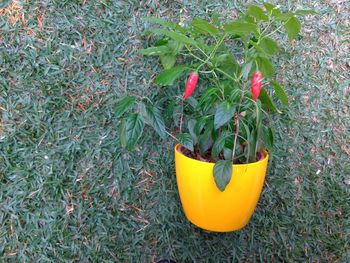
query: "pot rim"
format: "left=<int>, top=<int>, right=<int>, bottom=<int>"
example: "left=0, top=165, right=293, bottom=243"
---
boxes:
left=175, top=144, right=268, bottom=167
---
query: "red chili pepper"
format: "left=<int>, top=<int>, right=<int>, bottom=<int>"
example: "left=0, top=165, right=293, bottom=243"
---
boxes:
left=183, top=72, right=199, bottom=99
left=251, top=71, right=263, bottom=101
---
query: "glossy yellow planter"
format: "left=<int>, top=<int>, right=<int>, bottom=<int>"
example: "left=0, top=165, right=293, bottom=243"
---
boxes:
left=175, top=144, right=269, bottom=232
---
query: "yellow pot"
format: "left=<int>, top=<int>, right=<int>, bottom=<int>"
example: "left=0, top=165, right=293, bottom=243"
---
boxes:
left=174, top=144, right=269, bottom=232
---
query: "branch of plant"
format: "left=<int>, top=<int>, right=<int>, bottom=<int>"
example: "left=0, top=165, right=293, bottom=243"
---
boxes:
left=261, top=22, right=286, bottom=40
left=215, top=68, right=240, bottom=82
left=231, top=88, right=246, bottom=162
left=179, top=100, right=184, bottom=133
left=165, top=130, right=178, bottom=141
left=196, top=33, right=228, bottom=72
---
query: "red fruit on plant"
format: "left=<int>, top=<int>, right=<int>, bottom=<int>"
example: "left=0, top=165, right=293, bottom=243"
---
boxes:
left=251, top=71, right=263, bottom=101
left=183, top=72, right=199, bottom=99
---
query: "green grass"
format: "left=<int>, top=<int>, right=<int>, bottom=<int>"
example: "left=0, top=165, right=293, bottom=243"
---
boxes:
left=1, top=0, right=349, bottom=262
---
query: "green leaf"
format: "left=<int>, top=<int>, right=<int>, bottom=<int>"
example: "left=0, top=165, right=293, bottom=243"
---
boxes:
left=211, top=131, right=232, bottom=159
left=188, top=119, right=198, bottom=145
left=197, top=87, right=220, bottom=112
left=155, top=65, right=187, bottom=86
left=160, top=54, right=176, bottom=69
left=139, top=46, right=170, bottom=56
left=191, top=18, right=220, bottom=35
left=284, top=16, right=301, bottom=40
left=194, top=116, right=209, bottom=136
left=172, top=104, right=182, bottom=127
left=177, top=133, right=194, bottom=152
left=275, top=13, right=294, bottom=22
left=295, top=10, right=318, bottom=15
left=168, top=41, right=184, bottom=55
left=259, top=88, right=280, bottom=113
left=198, top=121, right=214, bottom=154
left=141, top=104, right=166, bottom=139
left=119, top=119, right=127, bottom=148
left=213, top=160, right=233, bottom=191
left=271, top=80, right=289, bottom=106
left=115, top=96, right=136, bottom=117
left=256, top=37, right=278, bottom=56
left=223, top=148, right=233, bottom=160
left=248, top=5, right=268, bottom=21
left=224, top=21, right=258, bottom=35
left=242, top=61, right=253, bottom=79
left=214, top=101, right=235, bottom=129
left=125, top=113, right=144, bottom=150
left=264, top=3, right=281, bottom=17
left=256, top=57, right=275, bottom=77
left=151, top=29, right=197, bottom=45
left=215, top=53, right=241, bottom=79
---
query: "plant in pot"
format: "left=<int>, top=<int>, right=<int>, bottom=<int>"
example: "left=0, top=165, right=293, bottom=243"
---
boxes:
left=115, top=3, right=315, bottom=232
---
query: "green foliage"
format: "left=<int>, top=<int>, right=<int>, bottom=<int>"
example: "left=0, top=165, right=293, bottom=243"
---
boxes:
left=1, top=0, right=348, bottom=261
left=213, top=160, right=233, bottom=191
left=125, top=113, right=144, bottom=150
left=284, top=16, right=301, bottom=40
left=155, top=65, right=187, bottom=85
left=140, top=104, right=167, bottom=139
left=177, top=133, right=194, bottom=152
left=214, top=101, right=236, bottom=129
left=115, top=96, right=137, bottom=117
left=115, top=2, right=315, bottom=191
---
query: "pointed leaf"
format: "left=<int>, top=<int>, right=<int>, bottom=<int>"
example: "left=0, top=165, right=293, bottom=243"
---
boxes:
left=242, top=61, right=253, bottom=79
left=188, top=119, right=198, bottom=145
left=214, top=101, right=235, bottom=129
left=284, top=16, right=301, bottom=40
left=295, top=10, right=318, bottom=15
left=172, top=104, right=182, bottom=127
left=115, top=96, right=136, bottom=117
left=213, top=160, right=233, bottom=191
left=224, top=22, right=258, bottom=35
left=215, top=53, right=241, bottom=78
left=223, top=148, right=233, bottom=160
left=194, top=116, right=209, bottom=135
left=197, top=87, right=220, bottom=112
left=198, top=121, right=214, bottom=154
left=256, top=57, right=275, bottom=77
left=142, top=105, right=167, bottom=139
left=139, top=46, right=170, bottom=56
left=248, top=5, right=268, bottom=21
left=211, top=131, right=232, bottom=159
left=177, top=133, right=194, bottom=152
left=151, top=29, right=197, bottom=45
left=125, top=113, right=144, bottom=150
left=191, top=18, right=219, bottom=35
left=256, top=37, right=278, bottom=56
left=259, top=88, right=281, bottom=113
left=271, top=80, right=289, bottom=106
left=264, top=3, right=281, bottom=17
left=155, top=65, right=187, bottom=86
left=160, top=54, right=176, bottom=69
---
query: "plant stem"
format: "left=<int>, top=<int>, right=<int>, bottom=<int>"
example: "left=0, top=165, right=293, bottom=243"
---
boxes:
left=179, top=100, right=184, bottom=133
left=231, top=89, right=246, bottom=162
left=215, top=68, right=239, bottom=82
left=165, top=130, right=178, bottom=141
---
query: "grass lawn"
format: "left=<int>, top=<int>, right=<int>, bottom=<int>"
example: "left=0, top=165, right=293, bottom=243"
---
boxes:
left=1, top=0, right=349, bottom=262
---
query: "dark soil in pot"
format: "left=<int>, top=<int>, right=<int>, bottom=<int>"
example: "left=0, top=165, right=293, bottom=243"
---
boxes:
left=178, top=145, right=266, bottom=164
